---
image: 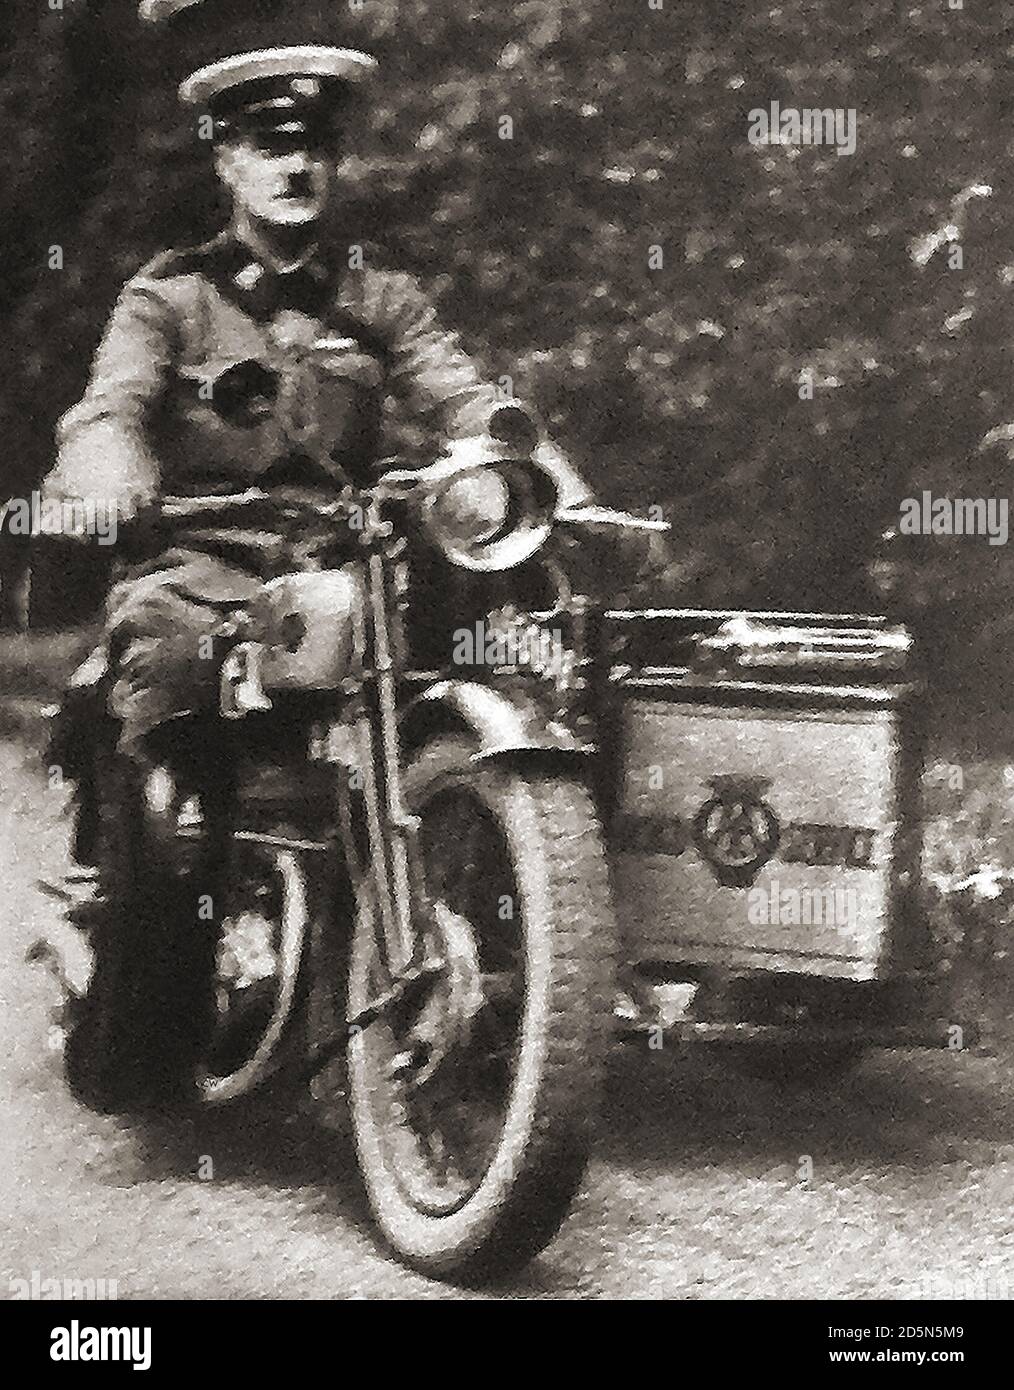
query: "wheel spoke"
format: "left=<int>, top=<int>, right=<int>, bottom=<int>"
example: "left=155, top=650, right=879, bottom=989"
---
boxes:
left=368, top=782, right=526, bottom=1208
left=347, top=740, right=614, bottom=1274
left=203, top=846, right=288, bottom=1081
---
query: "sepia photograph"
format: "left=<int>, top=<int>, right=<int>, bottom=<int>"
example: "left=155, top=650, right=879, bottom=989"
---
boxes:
left=0, top=0, right=1009, bottom=1348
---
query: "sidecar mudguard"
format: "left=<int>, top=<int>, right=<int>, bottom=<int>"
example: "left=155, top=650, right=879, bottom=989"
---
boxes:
left=402, top=679, right=594, bottom=770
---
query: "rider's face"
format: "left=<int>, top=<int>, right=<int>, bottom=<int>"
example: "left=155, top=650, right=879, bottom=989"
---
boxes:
left=215, top=132, right=337, bottom=227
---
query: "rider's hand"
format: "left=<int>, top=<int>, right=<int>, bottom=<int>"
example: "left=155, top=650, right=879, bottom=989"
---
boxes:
left=39, top=469, right=156, bottom=543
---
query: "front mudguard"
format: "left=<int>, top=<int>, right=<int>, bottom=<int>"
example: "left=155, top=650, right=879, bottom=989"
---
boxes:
left=401, top=679, right=595, bottom=773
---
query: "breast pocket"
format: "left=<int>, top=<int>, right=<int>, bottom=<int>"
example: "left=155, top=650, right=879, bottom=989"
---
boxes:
left=168, top=358, right=288, bottom=485
left=186, top=358, right=283, bottom=429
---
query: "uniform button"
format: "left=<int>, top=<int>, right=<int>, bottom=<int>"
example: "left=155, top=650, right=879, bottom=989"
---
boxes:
left=235, top=263, right=264, bottom=291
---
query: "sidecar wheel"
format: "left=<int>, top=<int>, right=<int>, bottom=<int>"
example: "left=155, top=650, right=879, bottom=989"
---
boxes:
left=347, top=735, right=616, bottom=1280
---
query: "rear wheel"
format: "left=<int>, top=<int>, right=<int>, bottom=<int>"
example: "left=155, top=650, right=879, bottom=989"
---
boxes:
left=65, top=759, right=310, bottom=1114
left=348, top=735, right=616, bottom=1279
left=196, top=841, right=310, bottom=1106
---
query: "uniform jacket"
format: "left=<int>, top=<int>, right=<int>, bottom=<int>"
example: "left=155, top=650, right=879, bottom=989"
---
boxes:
left=44, top=229, right=590, bottom=510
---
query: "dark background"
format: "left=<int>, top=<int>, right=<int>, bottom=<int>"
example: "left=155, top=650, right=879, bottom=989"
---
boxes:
left=1, top=0, right=1012, bottom=732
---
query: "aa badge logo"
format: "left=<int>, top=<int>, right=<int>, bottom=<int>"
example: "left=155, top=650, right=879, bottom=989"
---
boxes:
left=692, top=774, right=779, bottom=887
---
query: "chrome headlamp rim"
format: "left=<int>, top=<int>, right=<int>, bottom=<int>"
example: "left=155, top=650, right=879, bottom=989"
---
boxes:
left=420, top=459, right=559, bottom=572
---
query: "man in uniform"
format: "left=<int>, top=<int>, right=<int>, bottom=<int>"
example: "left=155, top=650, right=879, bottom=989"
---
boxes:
left=43, top=0, right=594, bottom=768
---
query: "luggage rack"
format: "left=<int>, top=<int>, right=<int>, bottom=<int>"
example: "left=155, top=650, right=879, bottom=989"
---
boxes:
left=605, top=609, right=915, bottom=693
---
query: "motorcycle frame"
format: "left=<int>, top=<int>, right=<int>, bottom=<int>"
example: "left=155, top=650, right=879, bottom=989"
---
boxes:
left=337, top=495, right=438, bottom=1015
left=337, top=488, right=595, bottom=1024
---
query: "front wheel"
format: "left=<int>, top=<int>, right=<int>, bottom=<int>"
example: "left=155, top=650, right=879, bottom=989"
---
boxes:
left=347, top=735, right=616, bottom=1279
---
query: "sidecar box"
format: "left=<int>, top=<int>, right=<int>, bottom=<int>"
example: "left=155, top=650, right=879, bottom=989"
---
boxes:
left=606, top=610, right=924, bottom=982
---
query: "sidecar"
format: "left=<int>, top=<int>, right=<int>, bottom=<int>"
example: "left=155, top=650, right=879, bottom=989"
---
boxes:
left=601, top=609, right=951, bottom=1067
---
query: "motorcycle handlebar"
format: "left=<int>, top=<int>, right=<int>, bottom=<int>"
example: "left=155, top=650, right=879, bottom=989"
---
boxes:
left=556, top=505, right=670, bottom=533
left=156, top=456, right=545, bottom=522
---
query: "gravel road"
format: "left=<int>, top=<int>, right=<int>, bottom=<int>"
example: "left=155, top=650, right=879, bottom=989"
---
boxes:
left=3, top=735, right=1014, bottom=1301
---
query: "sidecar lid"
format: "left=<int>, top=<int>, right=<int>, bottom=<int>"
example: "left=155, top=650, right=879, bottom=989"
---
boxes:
left=605, top=609, right=914, bottom=690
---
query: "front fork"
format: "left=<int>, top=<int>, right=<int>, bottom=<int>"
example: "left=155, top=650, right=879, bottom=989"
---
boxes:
left=345, top=533, right=437, bottom=1026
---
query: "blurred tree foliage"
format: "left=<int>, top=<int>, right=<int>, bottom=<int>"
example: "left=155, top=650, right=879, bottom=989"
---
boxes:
left=1, top=0, right=1013, bottom=721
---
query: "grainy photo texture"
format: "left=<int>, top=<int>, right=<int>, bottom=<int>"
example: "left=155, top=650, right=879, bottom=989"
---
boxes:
left=0, top=0, right=1009, bottom=1342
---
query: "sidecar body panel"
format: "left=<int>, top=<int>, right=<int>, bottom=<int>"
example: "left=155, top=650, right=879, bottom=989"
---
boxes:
left=605, top=611, right=924, bottom=982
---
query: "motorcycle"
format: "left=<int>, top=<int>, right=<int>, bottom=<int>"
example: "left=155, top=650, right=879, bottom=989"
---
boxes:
left=57, top=364, right=945, bottom=1280
left=63, top=413, right=627, bottom=1280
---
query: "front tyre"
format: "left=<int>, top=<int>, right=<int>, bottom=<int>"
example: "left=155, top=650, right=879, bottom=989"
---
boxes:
left=347, top=735, right=616, bottom=1279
